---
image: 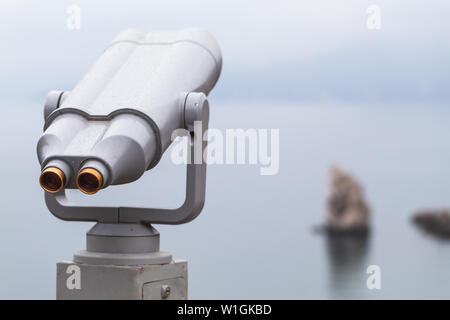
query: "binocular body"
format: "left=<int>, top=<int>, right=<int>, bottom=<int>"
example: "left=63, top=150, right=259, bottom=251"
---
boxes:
left=38, top=28, right=222, bottom=194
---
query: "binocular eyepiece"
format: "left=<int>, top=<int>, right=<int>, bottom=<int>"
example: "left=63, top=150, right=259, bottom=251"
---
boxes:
left=39, top=167, right=65, bottom=193
left=76, top=168, right=103, bottom=195
left=40, top=167, right=103, bottom=195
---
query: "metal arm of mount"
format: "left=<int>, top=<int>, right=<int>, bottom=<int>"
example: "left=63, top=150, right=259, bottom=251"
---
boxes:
left=44, top=92, right=209, bottom=225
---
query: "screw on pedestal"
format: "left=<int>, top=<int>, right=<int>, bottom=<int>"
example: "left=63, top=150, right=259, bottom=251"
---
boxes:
left=161, top=285, right=171, bottom=299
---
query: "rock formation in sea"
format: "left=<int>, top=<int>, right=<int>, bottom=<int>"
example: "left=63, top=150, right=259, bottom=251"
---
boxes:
left=324, top=166, right=370, bottom=233
left=413, top=209, right=450, bottom=238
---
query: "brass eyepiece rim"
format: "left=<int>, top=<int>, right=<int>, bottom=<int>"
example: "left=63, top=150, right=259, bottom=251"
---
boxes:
left=39, top=167, right=66, bottom=193
left=76, top=168, right=103, bottom=195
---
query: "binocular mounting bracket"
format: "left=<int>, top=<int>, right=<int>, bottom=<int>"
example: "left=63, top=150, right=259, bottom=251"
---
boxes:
left=44, top=91, right=208, bottom=225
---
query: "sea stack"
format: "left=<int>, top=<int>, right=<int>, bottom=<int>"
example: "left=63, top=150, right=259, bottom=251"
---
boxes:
left=413, top=209, right=450, bottom=238
left=325, top=166, right=370, bottom=233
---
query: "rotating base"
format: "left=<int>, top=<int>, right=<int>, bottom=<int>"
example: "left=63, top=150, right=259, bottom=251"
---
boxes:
left=72, top=222, right=172, bottom=265
left=73, top=249, right=172, bottom=266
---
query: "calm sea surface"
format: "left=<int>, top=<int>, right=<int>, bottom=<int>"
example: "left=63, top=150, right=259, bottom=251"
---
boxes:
left=1, top=101, right=450, bottom=299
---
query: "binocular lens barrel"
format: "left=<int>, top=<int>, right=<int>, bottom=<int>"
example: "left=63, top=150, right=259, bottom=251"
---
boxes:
left=39, top=167, right=65, bottom=193
left=76, top=168, right=103, bottom=195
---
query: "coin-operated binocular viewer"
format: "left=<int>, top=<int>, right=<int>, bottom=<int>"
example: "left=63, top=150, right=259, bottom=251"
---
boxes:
left=37, top=29, right=222, bottom=300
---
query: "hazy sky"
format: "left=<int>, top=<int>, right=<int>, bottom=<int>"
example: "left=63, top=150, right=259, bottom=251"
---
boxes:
left=1, top=0, right=449, bottom=103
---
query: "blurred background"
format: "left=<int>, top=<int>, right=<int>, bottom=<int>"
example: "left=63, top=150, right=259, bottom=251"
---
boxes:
left=0, top=0, right=450, bottom=299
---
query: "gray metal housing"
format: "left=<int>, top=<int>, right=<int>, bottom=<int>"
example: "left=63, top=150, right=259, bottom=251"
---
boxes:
left=37, top=28, right=222, bottom=189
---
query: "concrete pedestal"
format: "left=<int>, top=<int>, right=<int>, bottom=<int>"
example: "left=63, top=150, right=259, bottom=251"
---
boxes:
left=56, top=260, right=188, bottom=300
